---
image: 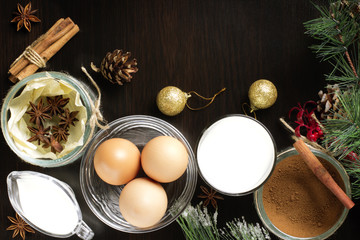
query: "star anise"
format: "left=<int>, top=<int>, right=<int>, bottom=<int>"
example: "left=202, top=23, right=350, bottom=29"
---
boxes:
left=11, top=2, right=41, bottom=32
left=46, top=95, right=70, bottom=117
left=42, top=135, right=63, bottom=153
left=59, top=109, right=79, bottom=129
left=52, top=125, right=69, bottom=142
left=26, top=99, right=51, bottom=127
left=6, top=213, right=35, bottom=240
left=27, top=125, right=50, bottom=145
left=198, top=185, right=224, bottom=209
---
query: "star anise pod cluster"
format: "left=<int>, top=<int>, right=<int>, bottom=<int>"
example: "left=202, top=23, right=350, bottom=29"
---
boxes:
left=11, top=2, right=41, bottom=32
left=25, top=95, right=78, bottom=154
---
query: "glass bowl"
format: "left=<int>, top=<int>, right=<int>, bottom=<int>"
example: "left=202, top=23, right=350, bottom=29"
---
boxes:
left=254, top=147, right=351, bottom=240
left=80, top=115, right=198, bottom=233
left=196, top=114, right=276, bottom=196
left=1, top=71, right=96, bottom=167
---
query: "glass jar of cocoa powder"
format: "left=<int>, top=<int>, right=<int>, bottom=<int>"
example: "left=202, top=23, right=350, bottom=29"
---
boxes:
left=254, top=147, right=351, bottom=240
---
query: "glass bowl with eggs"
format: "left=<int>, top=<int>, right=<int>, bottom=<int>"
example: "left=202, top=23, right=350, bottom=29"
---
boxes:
left=80, top=115, right=198, bottom=233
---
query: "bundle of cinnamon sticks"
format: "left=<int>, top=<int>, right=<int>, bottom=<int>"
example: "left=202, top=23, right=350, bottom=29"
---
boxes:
left=8, top=17, right=79, bottom=83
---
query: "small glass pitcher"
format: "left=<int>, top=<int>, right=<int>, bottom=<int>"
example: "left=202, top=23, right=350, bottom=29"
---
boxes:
left=7, top=171, right=94, bottom=239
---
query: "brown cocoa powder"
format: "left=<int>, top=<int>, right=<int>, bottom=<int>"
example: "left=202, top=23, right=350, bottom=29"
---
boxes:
left=262, top=154, right=345, bottom=238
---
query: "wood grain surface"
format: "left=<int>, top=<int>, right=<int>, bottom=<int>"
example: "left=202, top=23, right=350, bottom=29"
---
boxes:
left=1, top=0, right=359, bottom=239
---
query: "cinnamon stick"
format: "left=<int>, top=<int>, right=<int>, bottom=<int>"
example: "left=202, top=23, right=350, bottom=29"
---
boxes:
left=34, top=18, right=65, bottom=47
left=8, top=18, right=66, bottom=82
left=293, top=139, right=355, bottom=209
left=14, top=25, right=80, bottom=81
left=9, top=17, right=75, bottom=81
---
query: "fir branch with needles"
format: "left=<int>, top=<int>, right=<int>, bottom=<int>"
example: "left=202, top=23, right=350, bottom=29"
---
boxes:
left=304, top=0, right=360, bottom=198
left=321, top=86, right=360, bottom=198
left=342, top=157, right=360, bottom=199
left=324, top=48, right=359, bottom=86
left=322, top=87, right=360, bottom=159
left=304, top=0, right=360, bottom=80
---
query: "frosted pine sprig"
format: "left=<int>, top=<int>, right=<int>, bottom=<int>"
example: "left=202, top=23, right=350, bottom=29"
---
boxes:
left=221, top=217, right=271, bottom=240
left=177, top=204, right=220, bottom=240
left=177, top=204, right=270, bottom=240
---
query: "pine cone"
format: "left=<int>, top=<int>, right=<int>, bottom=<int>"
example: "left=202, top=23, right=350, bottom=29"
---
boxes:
left=93, top=49, right=138, bottom=85
left=317, top=84, right=343, bottom=119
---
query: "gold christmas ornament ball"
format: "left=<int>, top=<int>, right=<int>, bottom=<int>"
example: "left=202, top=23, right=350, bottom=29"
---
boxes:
left=156, top=86, right=189, bottom=116
left=248, top=79, right=277, bottom=111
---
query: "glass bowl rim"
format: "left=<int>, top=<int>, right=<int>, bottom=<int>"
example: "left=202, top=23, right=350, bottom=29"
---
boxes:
left=79, top=114, right=198, bottom=233
left=254, top=147, right=351, bottom=240
left=7, top=170, right=83, bottom=238
left=195, top=114, right=277, bottom=196
left=1, top=71, right=94, bottom=167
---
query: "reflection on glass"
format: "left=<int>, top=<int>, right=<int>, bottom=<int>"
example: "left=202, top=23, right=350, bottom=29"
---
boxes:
left=7, top=171, right=94, bottom=239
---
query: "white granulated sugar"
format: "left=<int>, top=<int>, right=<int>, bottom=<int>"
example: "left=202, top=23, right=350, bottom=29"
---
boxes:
left=197, top=116, right=275, bottom=195
left=17, top=176, right=79, bottom=235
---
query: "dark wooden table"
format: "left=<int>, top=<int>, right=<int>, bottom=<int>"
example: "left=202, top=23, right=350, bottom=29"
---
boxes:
left=1, top=0, right=359, bottom=239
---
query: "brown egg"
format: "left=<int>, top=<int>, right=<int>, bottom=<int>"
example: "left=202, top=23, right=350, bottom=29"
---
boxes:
left=141, top=136, right=188, bottom=183
left=94, top=138, right=140, bottom=185
left=119, top=177, right=168, bottom=228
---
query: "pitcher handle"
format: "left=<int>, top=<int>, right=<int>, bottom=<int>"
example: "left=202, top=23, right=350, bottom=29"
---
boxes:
left=75, top=220, right=94, bottom=240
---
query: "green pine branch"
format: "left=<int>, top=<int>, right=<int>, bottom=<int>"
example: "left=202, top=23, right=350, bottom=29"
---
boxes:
left=322, top=86, right=360, bottom=198
left=342, top=157, right=360, bottom=199
left=305, top=0, right=360, bottom=199
left=325, top=48, right=359, bottom=86
left=322, top=87, right=360, bottom=158
left=304, top=0, right=360, bottom=82
left=304, top=1, right=360, bottom=61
